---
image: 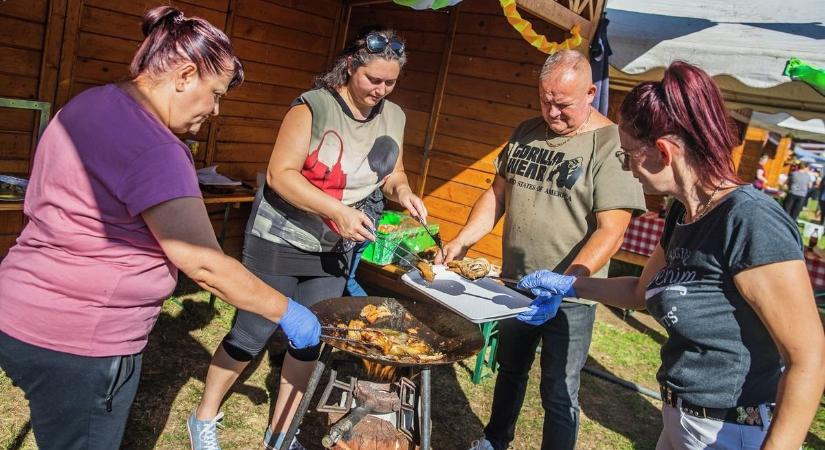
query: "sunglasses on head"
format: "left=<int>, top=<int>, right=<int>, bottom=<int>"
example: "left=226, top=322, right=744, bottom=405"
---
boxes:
left=365, top=33, right=405, bottom=56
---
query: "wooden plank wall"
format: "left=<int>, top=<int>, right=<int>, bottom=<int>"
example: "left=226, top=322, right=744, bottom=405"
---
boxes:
left=1, top=0, right=586, bottom=264
left=0, top=0, right=54, bottom=257
left=733, top=126, right=792, bottom=188
left=0, top=0, right=341, bottom=258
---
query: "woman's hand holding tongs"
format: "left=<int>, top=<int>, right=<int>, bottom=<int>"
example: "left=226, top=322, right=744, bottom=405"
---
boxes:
left=330, top=203, right=376, bottom=242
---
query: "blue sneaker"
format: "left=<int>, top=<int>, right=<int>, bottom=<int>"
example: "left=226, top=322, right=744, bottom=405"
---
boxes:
left=469, top=438, right=495, bottom=450
left=263, top=427, right=305, bottom=450
left=187, top=411, right=223, bottom=450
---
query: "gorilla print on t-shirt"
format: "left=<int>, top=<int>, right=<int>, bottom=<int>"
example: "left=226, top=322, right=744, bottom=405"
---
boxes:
left=503, top=142, right=585, bottom=199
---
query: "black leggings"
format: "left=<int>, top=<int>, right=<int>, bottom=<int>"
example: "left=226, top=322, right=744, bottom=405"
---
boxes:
left=221, top=236, right=349, bottom=362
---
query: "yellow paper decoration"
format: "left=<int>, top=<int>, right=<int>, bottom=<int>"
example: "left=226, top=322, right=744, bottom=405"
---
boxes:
left=500, top=0, right=583, bottom=54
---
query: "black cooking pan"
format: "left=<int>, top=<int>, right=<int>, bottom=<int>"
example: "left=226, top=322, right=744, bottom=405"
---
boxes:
left=310, top=296, right=483, bottom=367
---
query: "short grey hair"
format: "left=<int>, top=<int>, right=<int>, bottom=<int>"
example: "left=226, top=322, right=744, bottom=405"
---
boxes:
left=539, top=49, right=589, bottom=80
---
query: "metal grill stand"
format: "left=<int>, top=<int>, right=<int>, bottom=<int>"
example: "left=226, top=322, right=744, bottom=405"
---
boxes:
left=278, top=345, right=433, bottom=450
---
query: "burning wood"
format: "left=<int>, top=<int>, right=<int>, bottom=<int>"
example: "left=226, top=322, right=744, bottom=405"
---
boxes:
left=362, top=360, right=398, bottom=381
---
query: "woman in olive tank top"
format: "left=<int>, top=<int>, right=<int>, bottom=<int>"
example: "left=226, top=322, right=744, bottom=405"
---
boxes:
left=189, top=28, right=427, bottom=450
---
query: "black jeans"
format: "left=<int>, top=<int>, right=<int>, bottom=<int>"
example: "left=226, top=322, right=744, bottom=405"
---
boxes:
left=783, top=193, right=807, bottom=220
left=484, top=302, right=596, bottom=450
left=0, top=330, right=141, bottom=450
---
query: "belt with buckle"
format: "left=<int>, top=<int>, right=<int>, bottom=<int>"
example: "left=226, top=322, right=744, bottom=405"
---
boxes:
left=659, top=385, right=773, bottom=427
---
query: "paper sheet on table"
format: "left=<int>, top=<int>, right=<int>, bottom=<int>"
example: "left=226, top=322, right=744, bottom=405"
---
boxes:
left=197, top=166, right=242, bottom=186
left=401, top=265, right=533, bottom=323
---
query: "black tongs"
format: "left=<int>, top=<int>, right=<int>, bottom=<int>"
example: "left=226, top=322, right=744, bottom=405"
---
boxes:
left=416, top=216, right=444, bottom=257
left=369, top=235, right=424, bottom=271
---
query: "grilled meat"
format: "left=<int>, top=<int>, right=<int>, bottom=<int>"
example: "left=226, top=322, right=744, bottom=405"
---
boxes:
left=416, top=260, right=435, bottom=282
left=360, top=304, right=393, bottom=324
left=446, top=257, right=492, bottom=280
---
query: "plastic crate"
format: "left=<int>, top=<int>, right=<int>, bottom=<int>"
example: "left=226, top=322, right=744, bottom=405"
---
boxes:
left=361, top=211, right=439, bottom=265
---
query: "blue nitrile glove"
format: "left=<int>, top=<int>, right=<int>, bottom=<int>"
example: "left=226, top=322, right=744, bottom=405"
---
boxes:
left=516, top=292, right=563, bottom=326
left=517, top=269, right=577, bottom=298
left=279, top=298, right=321, bottom=349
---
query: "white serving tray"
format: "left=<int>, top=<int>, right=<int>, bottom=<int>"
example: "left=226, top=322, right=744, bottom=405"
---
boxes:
left=401, top=265, right=533, bottom=323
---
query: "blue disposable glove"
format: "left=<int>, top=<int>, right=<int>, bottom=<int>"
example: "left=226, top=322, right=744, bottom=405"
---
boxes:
left=517, top=269, right=577, bottom=298
left=278, top=298, right=321, bottom=350
left=516, top=292, right=563, bottom=326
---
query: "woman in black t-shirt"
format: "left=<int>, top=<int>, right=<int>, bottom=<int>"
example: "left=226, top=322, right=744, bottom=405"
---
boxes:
left=515, top=62, right=824, bottom=450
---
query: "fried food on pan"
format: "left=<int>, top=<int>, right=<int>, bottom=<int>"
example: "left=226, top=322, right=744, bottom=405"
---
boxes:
left=338, top=319, right=444, bottom=361
left=360, top=330, right=393, bottom=354
left=344, top=319, right=365, bottom=340
left=416, top=352, right=445, bottom=362
left=416, top=260, right=435, bottom=282
left=401, top=337, right=430, bottom=355
left=446, top=257, right=492, bottom=280
left=360, top=304, right=393, bottom=324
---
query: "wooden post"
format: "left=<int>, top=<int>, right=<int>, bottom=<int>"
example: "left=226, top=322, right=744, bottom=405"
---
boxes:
left=416, top=4, right=460, bottom=198
left=31, top=0, right=69, bottom=162
left=53, top=0, right=84, bottom=111
left=204, top=0, right=237, bottom=169
left=38, top=0, right=68, bottom=112
left=327, top=1, right=349, bottom=66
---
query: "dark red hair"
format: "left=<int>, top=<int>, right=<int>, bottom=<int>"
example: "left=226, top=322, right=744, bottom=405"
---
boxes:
left=130, top=6, right=243, bottom=89
left=619, top=61, right=740, bottom=186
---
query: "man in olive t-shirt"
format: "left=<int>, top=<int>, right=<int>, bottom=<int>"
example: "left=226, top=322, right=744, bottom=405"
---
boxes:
left=441, top=50, right=645, bottom=450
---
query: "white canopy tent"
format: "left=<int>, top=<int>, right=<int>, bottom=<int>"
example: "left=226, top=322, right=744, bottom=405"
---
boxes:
left=745, top=112, right=825, bottom=142
left=605, top=0, right=825, bottom=119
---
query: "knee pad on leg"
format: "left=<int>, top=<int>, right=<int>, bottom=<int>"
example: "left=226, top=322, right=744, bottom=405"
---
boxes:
left=222, top=339, right=255, bottom=362
left=221, top=330, right=265, bottom=362
left=287, top=343, right=322, bottom=362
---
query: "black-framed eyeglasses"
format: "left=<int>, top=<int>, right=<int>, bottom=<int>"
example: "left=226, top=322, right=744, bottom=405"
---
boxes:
left=365, top=33, right=405, bottom=56
left=615, top=150, right=632, bottom=171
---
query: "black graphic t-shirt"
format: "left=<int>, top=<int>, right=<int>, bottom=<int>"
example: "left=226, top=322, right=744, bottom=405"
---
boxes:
left=495, top=118, right=645, bottom=291
left=649, top=185, right=803, bottom=407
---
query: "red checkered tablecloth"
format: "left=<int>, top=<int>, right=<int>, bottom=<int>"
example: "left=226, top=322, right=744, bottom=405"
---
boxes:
left=805, top=251, right=825, bottom=290
left=620, top=212, right=666, bottom=257
left=620, top=214, right=825, bottom=290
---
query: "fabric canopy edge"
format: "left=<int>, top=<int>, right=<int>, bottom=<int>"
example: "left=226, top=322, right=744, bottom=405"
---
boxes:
left=609, top=66, right=825, bottom=121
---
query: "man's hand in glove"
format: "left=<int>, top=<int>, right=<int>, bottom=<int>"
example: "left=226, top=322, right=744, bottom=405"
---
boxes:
left=516, top=292, right=564, bottom=326
left=518, top=269, right=577, bottom=298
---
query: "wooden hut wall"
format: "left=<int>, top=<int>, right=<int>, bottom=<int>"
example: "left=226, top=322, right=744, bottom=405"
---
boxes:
left=0, top=0, right=342, bottom=258
left=732, top=126, right=792, bottom=188
left=1, top=0, right=584, bottom=263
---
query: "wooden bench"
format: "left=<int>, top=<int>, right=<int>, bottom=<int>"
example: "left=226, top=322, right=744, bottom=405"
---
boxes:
left=611, top=249, right=650, bottom=268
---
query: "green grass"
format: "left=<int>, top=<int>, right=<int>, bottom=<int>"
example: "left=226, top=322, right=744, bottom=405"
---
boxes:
left=1, top=292, right=823, bottom=449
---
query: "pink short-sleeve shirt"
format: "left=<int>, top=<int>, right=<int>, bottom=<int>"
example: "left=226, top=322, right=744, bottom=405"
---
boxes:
left=0, top=85, right=202, bottom=357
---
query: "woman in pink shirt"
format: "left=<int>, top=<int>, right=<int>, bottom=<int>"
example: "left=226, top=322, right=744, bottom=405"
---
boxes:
left=0, top=7, right=319, bottom=449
